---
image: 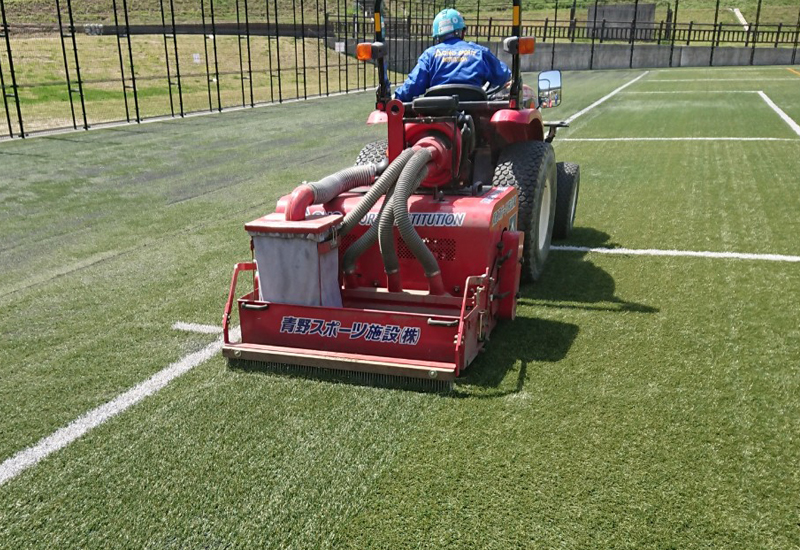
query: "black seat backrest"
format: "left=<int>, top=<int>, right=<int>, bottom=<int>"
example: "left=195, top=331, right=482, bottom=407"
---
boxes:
left=424, top=84, right=488, bottom=102
left=411, top=96, right=458, bottom=116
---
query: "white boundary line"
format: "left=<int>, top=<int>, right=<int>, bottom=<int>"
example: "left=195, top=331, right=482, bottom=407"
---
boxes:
left=644, top=78, right=795, bottom=82
left=0, top=328, right=238, bottom=486
left=620, top=90, right=759, bottom=94
left=562, top=137, right=799, bottom=142
left=758, top=91, right=800, bottom=137
left=563, top=71, right=649, bottom=124
left=172, top=321, right=223, bottom=334
left=553, top=246, right=800, bottom=262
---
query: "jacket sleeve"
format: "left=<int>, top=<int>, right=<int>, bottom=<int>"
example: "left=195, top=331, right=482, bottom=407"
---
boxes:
left=483, top=51, right=512, bottom=88
left=393, top=53, right=432, bottom=101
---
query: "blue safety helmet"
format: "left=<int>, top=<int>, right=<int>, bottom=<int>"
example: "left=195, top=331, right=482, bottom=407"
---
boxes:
left=432, top=8, right=466, bottom=39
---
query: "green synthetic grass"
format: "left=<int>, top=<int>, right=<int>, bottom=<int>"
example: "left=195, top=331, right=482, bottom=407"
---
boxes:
left=1, top=66, right=800, bottom=548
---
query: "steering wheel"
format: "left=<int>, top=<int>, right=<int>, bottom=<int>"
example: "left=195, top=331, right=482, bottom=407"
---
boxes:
left=485, top=81, right=511, bottom=99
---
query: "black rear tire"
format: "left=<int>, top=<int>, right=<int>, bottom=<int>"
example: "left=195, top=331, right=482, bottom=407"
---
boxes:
left=355, top=139, right=388, bottom=166
left=553, top=162, right=580, bottom=240
left=492, top=141, right=557, bottom=282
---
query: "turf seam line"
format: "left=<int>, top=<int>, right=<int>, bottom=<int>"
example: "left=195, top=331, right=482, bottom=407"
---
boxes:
left=562, top=71, right=650, bottom=124
left=757, top=91, right=800, bottom=137
left=0, top=328, right=239, bottom=487
left=172, top=321, right=224, bottom=334
left=553, top=246, right=800, bottom=262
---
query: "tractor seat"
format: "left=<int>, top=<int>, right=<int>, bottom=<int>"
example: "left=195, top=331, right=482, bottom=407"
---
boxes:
left=423, top=84, right=488, bottom=102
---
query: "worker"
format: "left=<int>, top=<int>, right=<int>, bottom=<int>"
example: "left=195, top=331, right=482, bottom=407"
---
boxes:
left=393, top=8, right=511, bottom=102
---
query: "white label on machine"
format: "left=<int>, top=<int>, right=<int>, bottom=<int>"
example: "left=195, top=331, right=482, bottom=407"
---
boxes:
left=335, top=42, right=346, bottom=53
left=359, top=212, right=465, bottom=227
left=279, top=316, right=422, bottom=345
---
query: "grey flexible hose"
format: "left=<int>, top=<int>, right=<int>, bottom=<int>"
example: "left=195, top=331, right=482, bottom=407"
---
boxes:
left=307, top=164, right=376, bottom=204
left=392, top=149, right=441, bottom=278
left=340, top=149, right=415, bottom=237
left=378, top=194, right=399, bottom=275
left=341, top=184, right=395, bottom=275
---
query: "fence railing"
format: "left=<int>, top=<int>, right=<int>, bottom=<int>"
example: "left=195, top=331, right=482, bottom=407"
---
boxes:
left=0, top=0, right=799, bottom=139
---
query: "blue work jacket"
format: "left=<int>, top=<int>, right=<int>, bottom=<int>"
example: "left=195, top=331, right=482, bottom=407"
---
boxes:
left=394, top=37, right=511, bottom=102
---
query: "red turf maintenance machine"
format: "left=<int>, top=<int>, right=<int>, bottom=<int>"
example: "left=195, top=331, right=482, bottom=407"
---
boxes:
left=222, top=0, right=580, bottom=391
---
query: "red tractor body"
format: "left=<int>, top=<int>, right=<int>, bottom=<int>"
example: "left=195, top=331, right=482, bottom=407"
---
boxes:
left=221, top=0, right=580, bottom=390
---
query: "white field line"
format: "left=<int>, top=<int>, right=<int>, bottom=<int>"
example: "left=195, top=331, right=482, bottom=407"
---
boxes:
left=0, top=328, right=239, bottom=486
left=562, top=137, right=799, bottom=142
left=172, top=321, right=223, bottom=334
left=562, top=71, right=649, bottom=124
left=553, top=246, right=800, bottom=263
left=758, top=91, right=800, bottom=137
left=620, top=90, right=759, bottom=94
left=732, top=8, right=750, bottom=31
left=644, top=78, right=794, bottom=82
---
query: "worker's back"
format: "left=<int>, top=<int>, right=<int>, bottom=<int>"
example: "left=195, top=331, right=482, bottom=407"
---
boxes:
left=394, top=37, right=510, bottom=101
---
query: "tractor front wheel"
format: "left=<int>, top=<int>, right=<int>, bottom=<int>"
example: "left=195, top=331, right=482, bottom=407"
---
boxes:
left=553, top=162, right=580, bottom=240
left=492, top=141, right=557, bottom=282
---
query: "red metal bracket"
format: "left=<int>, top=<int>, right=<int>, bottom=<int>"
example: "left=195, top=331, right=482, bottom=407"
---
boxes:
left=223, top=262, right=256, bottom=344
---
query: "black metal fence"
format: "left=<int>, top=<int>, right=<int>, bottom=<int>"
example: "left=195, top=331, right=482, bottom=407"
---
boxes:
left=1, top=0, right=799, bottom=139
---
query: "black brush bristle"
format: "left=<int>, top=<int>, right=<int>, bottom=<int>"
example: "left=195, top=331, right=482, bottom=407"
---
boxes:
left=227, top=358, right=454, bottom=394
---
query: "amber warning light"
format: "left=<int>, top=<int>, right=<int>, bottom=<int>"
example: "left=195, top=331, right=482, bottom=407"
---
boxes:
left=356, top=43, right=373, bottom=61
left=518, top=37, right=535, bottom=55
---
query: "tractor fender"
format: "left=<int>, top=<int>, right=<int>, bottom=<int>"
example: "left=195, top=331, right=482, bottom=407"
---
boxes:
left=490, top=108, right=544, bottom=144
left=367, top=110, right=388, bottom=124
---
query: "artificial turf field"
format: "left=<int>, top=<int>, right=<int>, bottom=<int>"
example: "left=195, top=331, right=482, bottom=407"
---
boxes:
left=1, top=65, right=799, bottom=548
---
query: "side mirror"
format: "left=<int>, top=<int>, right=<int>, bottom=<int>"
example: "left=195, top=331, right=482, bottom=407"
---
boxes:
left=537, top=70, right=562, bottom=109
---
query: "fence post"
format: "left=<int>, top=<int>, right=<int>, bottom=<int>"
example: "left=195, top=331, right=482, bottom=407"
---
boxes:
left=589, top=0, right=598, bottom=69
left=551, top=0, right=559, bottom=70
left=315, top=0, right=321, bottom=97
left=210, top=0, right=222, bottom=109
left=657, top=20, right=663, bottom=45
left=600, top=19, right=606, bottom=43
left=488, top=17, right=492, bottom=42
left=300, top=0, right=307, bottom=99
left=542, top=18, right=548, bottom=43
left=669, top=0, right=679, bottom=67
left=167, top=0, right=183, bottom=116
left=749, top=0, right=762, bottom=65
left=159, top=0, right=176, bottom=116
left=274, top=0, right=282, bottom=101
left=293, top=0, right=301, bottom=98
left=629, top=0, right=640, bottom=68
left=65, top=0, right=88, bottom=129
left=323, top=7, right=329, bottom=95
left=476, top=0, right=481, bottom=40
left=112, top=0, right=130, bottom=122
left=236, top=0, right=246, bottom=106
left=121, top=0, right=139, bottom=121
left=245, top=0, right=254, bottom=106
left=709, top=0, right=720, bottom=65
left=200, top=0, right=213, bottom=111
left=55, top=0, right=78, bottom=129
left=0, top=0, right=23, bottom=137
left=686, top=20, right=692, bottom=46
left=793, top=7, right=800, bottom=64
left=775, top=23, right=781, bottom=47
